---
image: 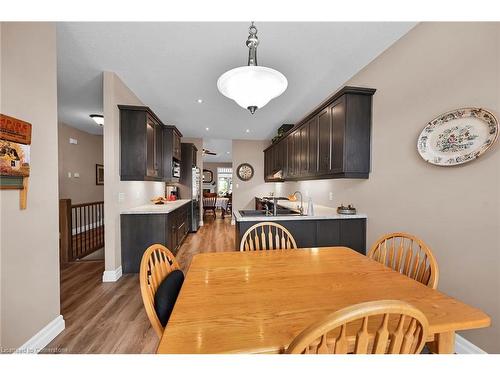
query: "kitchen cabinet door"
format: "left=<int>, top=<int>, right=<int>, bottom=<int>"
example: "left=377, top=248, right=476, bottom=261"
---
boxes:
left=339, top=219, right=366, bottom=254
left=331, top=96, right=346, bottom=174
left=146, top=117, right=162, bottom=179
left=318, top=107, right=331, bottom=173
left=272, top=144, right=279, bottom=174
left=316, top=220, right=340, bottom=247
left=293, top=130, right=301, bottom=177
left=264, top=148, right=272, bottom=181
left=308, top=116, right=319, bottom=176
left=300, top=124, right=309, bottom=176
left=173, top=133, right=182, bottom=161
left=287, top=135, right=295, bottom=178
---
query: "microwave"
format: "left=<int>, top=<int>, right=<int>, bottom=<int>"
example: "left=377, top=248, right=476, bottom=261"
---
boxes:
left=172, top=160, right=181, bottom=178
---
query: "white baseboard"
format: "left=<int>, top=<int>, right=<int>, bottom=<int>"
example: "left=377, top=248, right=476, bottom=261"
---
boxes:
left=102, top=266, right=122, bottom=282
left=15, top=315, right=65, bottom=354
left=455, top=334, right=487, bottom=354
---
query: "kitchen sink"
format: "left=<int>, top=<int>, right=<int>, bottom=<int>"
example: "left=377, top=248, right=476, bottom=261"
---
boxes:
left=239, top=209, right=303, bottom=217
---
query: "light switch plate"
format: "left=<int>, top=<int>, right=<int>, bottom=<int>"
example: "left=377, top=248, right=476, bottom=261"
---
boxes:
left=67, top=172, right=72, bottom=178
left=69, top=137, right=78, bottom=144
left=329, top=192, right=334, bottom=201
left=118, top=192, right=125, bottom=202
left=73, top=172, right=80, bottom=178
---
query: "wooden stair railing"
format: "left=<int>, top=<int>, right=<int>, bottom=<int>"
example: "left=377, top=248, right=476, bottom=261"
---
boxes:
left=59, top=199, right=104, bottom=264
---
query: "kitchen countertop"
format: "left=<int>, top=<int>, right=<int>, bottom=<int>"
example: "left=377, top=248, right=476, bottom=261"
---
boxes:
left=121, top=199, right=191, bottom=214
left=234, top=199, right=367, bottom=222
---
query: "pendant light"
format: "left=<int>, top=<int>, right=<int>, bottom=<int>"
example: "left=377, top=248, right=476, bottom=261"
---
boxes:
left=217, top=22, right=288, bottom=114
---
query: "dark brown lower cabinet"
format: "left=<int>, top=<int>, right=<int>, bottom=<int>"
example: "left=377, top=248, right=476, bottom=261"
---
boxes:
left=235, top=218, right=366, bottom=254
left=120, top=202, right=190, bottom=273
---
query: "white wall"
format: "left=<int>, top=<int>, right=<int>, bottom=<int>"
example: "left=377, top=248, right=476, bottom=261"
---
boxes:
left=102, top=72, right=165, bottom=275
left=0, top=22, right=61, bottom=349
left=232, top=139, right=273, bottom=212
left=276, top=22, right=500, bottom=352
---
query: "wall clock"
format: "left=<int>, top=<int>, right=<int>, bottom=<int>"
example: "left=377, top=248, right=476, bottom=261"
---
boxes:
left=417, top=108, right=498, bottom=166
left=236, top=163, right=254, bottom=181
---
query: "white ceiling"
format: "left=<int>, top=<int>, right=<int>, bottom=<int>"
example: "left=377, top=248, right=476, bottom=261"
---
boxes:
left=202, top=138, right=232, bottom=163
left=56, top=22, right=416, bottom=138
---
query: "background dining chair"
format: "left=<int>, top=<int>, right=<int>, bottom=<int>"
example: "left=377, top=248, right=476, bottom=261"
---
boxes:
left=367, top=232, right=439, bottom=289
left=139, top=244, right=181, bottom=338
left=203, top=195, right=218, bottom=218
left=225, top=193, right=232, bottom=215
left=286, top=300, right=429, bottom=354
left=240, top=222, right=297, bottom=251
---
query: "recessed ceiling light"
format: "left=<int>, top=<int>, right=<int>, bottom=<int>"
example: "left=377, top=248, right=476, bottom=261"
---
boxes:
left=197, top=99, right=203, bottom=103
left=89, top=114, right=104, bottom=126
left=245, top=129, right=250, bottom=133
left=205, top=127, right=209, bottom=131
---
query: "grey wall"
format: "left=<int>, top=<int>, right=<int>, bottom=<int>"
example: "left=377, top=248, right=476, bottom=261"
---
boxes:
left=0, top=22, right=61, bottom=349
left=202, top=162, right=232, bottom=193
left=58, top=122, right=104, bottom=204
left=102, top=72, right=165, bottom=274
left=275, top=22, right=500, bottom=352
left=232, top=139, right=273, bottom=211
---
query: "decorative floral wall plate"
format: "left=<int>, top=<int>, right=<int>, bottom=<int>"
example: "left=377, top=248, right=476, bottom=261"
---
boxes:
left=417, top=108, right=498, bottom=166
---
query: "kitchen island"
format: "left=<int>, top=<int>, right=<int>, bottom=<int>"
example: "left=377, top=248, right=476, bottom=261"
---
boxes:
left=121, top=199, right=192, bottom=273
left=234, top=200, right=367, bottom=254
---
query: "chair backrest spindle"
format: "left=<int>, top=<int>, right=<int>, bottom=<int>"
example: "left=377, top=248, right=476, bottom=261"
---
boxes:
left=286, top=300, right=429, bottom=355
left=239, top=222, right=298, bottom=251
left=368, top=233, right=439, bottom=289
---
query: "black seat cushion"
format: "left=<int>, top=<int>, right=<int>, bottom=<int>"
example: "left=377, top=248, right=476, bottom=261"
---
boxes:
left=154, top=269, right=184, bottom=327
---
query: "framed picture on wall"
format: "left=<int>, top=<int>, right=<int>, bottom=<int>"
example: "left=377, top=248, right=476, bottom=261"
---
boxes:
left=96, top=164, right=104, bottom=185
left=202, top=169, right=213, bottom=183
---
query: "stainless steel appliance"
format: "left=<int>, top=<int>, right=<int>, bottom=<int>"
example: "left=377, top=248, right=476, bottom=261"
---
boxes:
left=190, top=167, right=201, bottom=232
left=178, top=143, right=200, bottom=232
left=172, top=160, right=181, bottom=178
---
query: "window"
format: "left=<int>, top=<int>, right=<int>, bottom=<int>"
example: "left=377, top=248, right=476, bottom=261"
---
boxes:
left=217, top=167, right=233, bottom=196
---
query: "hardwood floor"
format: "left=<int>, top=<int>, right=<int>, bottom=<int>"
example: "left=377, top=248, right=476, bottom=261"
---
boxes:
left=176, top=214, right=235, bottom=272
left=46, top=214, right=235, bottom=354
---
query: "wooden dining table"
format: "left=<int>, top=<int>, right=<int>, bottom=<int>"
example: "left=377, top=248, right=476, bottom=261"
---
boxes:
left=157, top=247, right=490, bottom=354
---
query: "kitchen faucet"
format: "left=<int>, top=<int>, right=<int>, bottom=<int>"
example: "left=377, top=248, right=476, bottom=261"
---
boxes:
left=292, top=191, right=304, bottom=215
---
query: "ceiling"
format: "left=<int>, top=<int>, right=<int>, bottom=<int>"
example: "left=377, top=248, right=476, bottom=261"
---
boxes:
left=202, top=139, right=232, bottom=163
left=57, top=22, right=416, bottom=138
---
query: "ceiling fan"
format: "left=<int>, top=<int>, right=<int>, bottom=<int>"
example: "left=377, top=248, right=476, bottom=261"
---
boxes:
left=202, top=148, right=217, bottom=156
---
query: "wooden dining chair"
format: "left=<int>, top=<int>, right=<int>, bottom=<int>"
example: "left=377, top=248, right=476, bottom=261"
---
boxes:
left=139, top=244, right=180, bottom=338
left=225, top=193, right=232, bottom=214
left=203, top=196, right=218, bottom=218
left=367, top=232, right=439, bottom=289
left=240, top=222, right=297, bottom=251
left=286, top=300, right=429, bottom=354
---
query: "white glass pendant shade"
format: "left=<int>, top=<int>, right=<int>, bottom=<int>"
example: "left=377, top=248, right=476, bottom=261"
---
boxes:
left=217, top=66, right=288, bottom=111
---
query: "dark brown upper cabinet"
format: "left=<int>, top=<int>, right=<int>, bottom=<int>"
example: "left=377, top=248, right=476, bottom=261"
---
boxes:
left=162, top=126, right=183, bottom=182
left=119, top=105, right=183, bottom=182
left=317, top=107, right=331, bottom=174
left=299, top=124, right=309, bottom=176
left=264, top=135, right=288, bottom=182
left=307, top=116, right=319, bottom=175
left=263, top=86, right=375, bottom=181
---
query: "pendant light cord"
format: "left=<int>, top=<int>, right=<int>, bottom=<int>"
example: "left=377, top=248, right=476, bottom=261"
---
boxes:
left=246, top=22, right=259, bottom=66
